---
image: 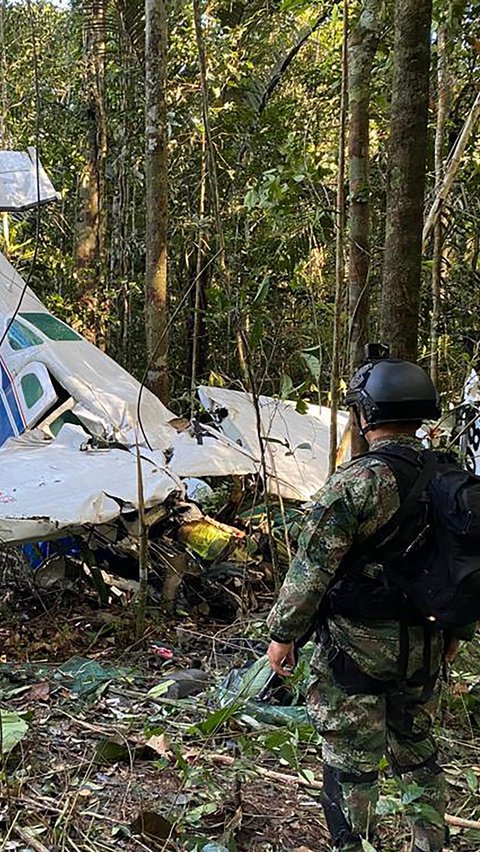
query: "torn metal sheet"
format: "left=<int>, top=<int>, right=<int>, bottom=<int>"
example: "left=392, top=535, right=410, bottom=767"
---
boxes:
left=0, top=149, right=61, bottom=211
left=0, top=252, right=177, bottom=451
left=197, top=386, right=349, bottom=500
left=0, top=155, right=349, bottom=543
left=0, top=425, right=181, bottom=544
left=0, top=243, right=348, bottom=541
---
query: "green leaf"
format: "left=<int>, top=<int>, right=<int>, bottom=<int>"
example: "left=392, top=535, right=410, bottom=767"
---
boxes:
left=252, top=275, right=270, bottom=305
left=401, top=781, right=424, bottom=804
left=361, top=841, right=378, bottom=852
left=186, top=801, right=219, bottom=823
left=465, top=768, right=478, bottom=793
left=249, top=315, right=264, bottom=351
left=147, top=680, right=175, bottom=699
left=409, top=803, right=444, bottom=827
left=298, top=767, right=315, bottom=784
left=0, top=711, right=28, bottom=753
left=376, top=796, right=401, bottom=816
left=94, top=739, right=130, bottom=764
left=295, top=398, right=309, bottom=414
left=301, top=351, right=320, bottom=381
left=280, top=374, right=294, bottom=399
left=191, top=703, right=239, bottom=736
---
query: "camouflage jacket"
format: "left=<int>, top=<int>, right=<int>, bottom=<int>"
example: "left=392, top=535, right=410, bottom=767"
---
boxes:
left=267, top=435, right=449, bottom=679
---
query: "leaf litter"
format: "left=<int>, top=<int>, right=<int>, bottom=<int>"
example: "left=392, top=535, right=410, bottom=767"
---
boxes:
left=0, top=569, right=479, bottom=849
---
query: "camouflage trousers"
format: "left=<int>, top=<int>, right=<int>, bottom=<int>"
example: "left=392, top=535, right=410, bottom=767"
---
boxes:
left=307, top=626, right=446, bottom=852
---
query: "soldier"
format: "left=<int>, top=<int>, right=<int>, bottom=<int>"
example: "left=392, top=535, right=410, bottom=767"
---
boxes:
left=267, top=358, right=465, bottom=852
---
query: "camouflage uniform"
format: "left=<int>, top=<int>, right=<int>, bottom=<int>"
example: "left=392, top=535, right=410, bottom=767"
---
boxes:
left=267, top=435, right=446, bottom=852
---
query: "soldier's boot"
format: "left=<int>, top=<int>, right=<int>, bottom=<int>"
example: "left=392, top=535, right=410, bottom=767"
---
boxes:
left=410, top=824, right=449, bottom=852
left=407, top=758, right=447, bottom=852
left=321, top=764, right=379, bottom=851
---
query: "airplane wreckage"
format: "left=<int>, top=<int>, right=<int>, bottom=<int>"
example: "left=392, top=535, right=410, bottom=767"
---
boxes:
left=1, top=151, right=479, bottom=610
left=0, top=151, right=352, bottom=605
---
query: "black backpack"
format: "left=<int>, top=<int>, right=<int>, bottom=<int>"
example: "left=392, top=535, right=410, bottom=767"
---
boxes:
left=327, top=445, right=480, bottom=631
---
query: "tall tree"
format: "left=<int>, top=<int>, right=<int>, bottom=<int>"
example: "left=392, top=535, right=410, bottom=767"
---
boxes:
left=145, top=0, right=169, bottom=402
left=75, top=0, right=108, bottom=348
left=430, top=23, right=449, bottom=385
left=380, top=0, right=433, bottom=360
left=329, top=0, right=348, bottom=474
left=347, top=0, right=381, bottom=454
left=347, top=0, right=381, bottom=374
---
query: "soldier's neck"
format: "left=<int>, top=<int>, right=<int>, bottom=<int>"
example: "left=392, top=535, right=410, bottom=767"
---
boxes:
left=366, top=426, right=417, bottom=444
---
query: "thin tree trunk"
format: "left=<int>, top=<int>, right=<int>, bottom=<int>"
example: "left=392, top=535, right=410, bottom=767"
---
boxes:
left=193, top=0, right=249, bottom=385
left=380, top=0, right=433, bottom=360
left=347, top=0, right=381, bottom=454
left=0, top=0, right=7, bottom=147
left=430, top=25, right=449, bottom=385
left=145, top=0, right=169, bottom=402
left=423, top=90, right=480, bottom=249
left=111, top=19, right=133, bottom=365
left=75, top=0, right=107, bottom=349
left=190, top=132, right=207, bottom=412
left=329, top=0, right=348, bottom=476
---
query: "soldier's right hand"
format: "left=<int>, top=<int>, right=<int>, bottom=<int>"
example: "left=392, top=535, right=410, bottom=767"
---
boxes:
left=267, top=640, right=296, bottom=677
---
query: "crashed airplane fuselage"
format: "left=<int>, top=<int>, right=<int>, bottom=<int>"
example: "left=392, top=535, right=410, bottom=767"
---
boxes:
left=0, top=151, right=349, bottom=545
left=0, top=251, right=349, bottom=544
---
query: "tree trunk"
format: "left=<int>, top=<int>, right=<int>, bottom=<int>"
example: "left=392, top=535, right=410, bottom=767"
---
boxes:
left=111, top=19, right=133, bottom=366
left=347, top=0, right=381, bottom=454
left=329, top=0, right=348, bottom=475
left=190, top=131, right=208, bottom=412
left=0, top=0, right=7, bottom=147
left=430, top=24, right=449, bottom=385
left=145, top=0, right=169, bottom=402
left=422, top=90, right=480, bottom=249
left=75, top=0, right=107, bottom=349
left=380, top=0, right=433, bottom=360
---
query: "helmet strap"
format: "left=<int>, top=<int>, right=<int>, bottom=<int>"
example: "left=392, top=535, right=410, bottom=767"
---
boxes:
left=352, top=405, right=372, bottom=437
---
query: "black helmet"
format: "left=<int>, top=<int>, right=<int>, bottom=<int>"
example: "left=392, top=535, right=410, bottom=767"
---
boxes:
left=345, top=358, right=441, bottom=430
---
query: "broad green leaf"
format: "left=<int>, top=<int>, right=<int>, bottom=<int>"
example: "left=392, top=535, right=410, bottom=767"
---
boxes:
left=0, top=711, right=28, bottom=753
left=298, top=767, right=315, bottom=784
left=280, top=374, right=294, bottom=399
left=465, top=768, right=478, bottom=793
left=147, top=680, right=175, bottom=699
left=401, top=781, right=424, bottom=804
left=376, top=796, right=401, bottom=816
left=301, top=351, right=320, bottom=381
left=361, top=841, right=378, bottom=852
left=191, top=703, right=239, bottom=736
left=410, top=803, right=444, bottom=827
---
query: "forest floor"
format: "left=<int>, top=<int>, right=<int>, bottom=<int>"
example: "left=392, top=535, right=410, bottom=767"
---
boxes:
left=0, top=566, right=479, bottom=852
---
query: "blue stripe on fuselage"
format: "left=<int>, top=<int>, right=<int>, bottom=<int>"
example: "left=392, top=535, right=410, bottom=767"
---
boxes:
left=0, top=358, right=25, bottom=434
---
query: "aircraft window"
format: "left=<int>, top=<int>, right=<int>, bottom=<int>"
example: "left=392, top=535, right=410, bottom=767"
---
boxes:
left=21, top=373, right=44, bottom=409
left=7, top=319, right=43, bottom=350
left=19, top=312, right=81, bottom=341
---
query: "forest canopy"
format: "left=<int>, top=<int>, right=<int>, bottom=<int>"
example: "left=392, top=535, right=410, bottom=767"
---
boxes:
left=1, top=0, right=479, bottom=409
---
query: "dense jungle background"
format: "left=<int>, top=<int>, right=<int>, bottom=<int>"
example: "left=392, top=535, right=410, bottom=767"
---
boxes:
left=3, top=0, right=479, bottom=408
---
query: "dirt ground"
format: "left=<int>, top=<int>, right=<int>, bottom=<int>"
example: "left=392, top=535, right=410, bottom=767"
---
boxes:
left=0, top=576, right=479, bottom=852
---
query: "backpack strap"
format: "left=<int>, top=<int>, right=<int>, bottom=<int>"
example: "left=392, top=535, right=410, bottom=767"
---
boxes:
left=354, top=448, right=438, bottom=562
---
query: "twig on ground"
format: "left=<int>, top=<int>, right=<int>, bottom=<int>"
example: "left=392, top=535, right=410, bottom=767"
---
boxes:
left=14, top=825, right=50, bottom=852
left=210, top=753, right=480, bottom=830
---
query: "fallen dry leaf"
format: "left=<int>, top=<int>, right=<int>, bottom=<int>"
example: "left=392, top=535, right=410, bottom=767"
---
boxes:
left=28, top=682, right=50, bottom=702
left=147, top=733, right=171, bottom=756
